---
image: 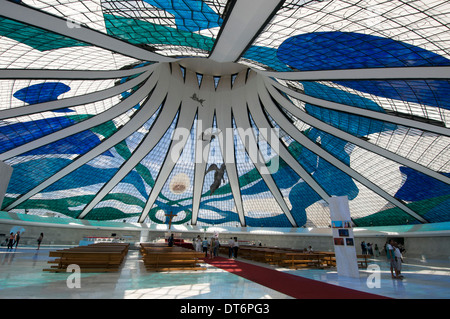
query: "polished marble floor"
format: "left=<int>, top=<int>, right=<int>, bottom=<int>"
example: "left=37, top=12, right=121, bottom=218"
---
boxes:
left=0, top=245, right=449, bottom=299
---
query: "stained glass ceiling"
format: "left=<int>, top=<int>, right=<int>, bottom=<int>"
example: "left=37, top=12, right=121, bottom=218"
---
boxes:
left=0, top=0, right=449, bottom=228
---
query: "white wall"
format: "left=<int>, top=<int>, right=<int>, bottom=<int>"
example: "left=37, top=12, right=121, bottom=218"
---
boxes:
left=1, top=214, right=449, bottom=260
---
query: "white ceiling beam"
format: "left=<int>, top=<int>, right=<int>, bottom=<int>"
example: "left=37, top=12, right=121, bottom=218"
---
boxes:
left=77, top=66, right=179, bottom=219
left=263, top=93, right=429, bottom=224
left=191, top=71, right=217, bottom=226
left=0, top=69, right=159, bottom=160
left=265, top=78, right=450, bottom=185
left=0, top=63, right=155, bottom=80
left=267, top=77, right=450, bottom=137
left=137, top=102, right=197, bottom=224
left=3, top=64, right=170, bottom=211
left=215, top=72, right=246, bottom=227
left=259, top=66, right=450, bottom=81
left=233, top=71, right=297, bottom=227
left=209, top=0, right=284, bottom=63
left=250, top=73, right=332, bottom=204
left=0, top=68, right=154, bottom=120
left=0, top=0, right=175, bottom=62
left=78, top=96, right=181, bottom=219
left=137, top=64, right=198, bottom=223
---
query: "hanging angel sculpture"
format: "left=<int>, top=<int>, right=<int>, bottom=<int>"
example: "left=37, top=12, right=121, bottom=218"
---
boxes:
left=206, top=163, right=226, bottom=195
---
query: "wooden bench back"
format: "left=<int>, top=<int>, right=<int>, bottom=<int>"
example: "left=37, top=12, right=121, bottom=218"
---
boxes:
left=44, top=243, right=130, bottom=273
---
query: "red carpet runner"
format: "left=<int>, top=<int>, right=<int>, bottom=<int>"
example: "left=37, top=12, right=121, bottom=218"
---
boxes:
left=205, top=256, right=389, bottom=299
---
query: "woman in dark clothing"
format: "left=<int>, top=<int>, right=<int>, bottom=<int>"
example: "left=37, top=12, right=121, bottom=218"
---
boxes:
left=37, top=233, right=44, bottom=250
left=7, top=232, right=14, bottom=250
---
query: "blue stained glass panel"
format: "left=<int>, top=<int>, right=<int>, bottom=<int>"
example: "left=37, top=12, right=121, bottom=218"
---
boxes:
left=277, top=32, right=450, bottom=71
left=334, top=79, right=450, bottom=111
left=277, top=32, right=450, bottom=110
left=142, top=0, right=223, bottom=32
left=14, top=82, right=71, bottom=108
left=302, top=81, right=397, bottom=136
left=395, top=167, right=450, bottom=202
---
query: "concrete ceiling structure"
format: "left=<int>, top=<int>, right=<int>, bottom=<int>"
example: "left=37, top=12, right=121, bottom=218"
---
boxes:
left=0, top=0, right=449, bottom=228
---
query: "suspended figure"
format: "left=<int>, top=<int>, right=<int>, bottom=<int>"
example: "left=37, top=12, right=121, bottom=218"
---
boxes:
left=206, top=163, right=226, bottom=195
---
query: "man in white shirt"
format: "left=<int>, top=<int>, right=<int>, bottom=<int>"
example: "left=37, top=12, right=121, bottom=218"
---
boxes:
left=233, top=237, right=239, bottom=259
left=228, top=237, right=235, bottom=258
left=386, top=240, right=396, bottom=279
left=393, top=242, right=404, bottom=279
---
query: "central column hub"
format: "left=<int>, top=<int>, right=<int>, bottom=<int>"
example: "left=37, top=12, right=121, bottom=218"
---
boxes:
left=177, top=57, right=248, bottom=76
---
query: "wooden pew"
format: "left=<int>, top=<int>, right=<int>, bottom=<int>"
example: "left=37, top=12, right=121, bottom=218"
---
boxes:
left=52, top=244, right=129, bottom=261
left=278, top=253, right=326, bottom=269
left=236, top=246, right=280, bottom=264
left=236, top=246, right=262, bottom=261
left=357, top=254, right=371, bottom=268
left=45, top=252, right=124, bottom=272
left=139, top=243, right=170, bottom=255
left=305, top=252, right=370, bottom=268
left=140, top=244, right=206, bottom=272
left=142, top=251, right=206, bottom=272
left=141, top=247, right=188, bottom=258
left=316, top=252, right=336, bottom=267
left=43, top=243, right=129, bottom=273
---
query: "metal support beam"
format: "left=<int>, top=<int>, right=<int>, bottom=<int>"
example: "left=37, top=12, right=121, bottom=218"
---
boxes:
left=209, top=0, right=284, bottom=63
left=264, top=77, right=450, bottom=185
left=0, top=69, right=159, bottom=160
left=249, top=73, right=332, bottom=204
left=0, top=63, right=154, bottom=80
left=267, top=77, right=450, bottom=137
left=233, top=71, right=297, bottom=227
left=191, top=71, right=217, bottom=225
left=0, top=0, right=175, bottom=62
left=215, top=72, right=246, bottom=227
left=259, top=66, right=450, bottom=81
left=263, top=89, right=429, bottom=223
left=0, top=68, right=154, bottom=120
left=3, top=64, right=169, bottom=211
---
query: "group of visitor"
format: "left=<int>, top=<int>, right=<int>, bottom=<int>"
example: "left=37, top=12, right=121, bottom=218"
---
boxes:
left=2, top=232, right=44, bottom=250
left=192, top=235, right=240, bottom=259
left=360, top=239, right=405, bottom=279
left=4, top=231, right=21, bottom=250
left=193, top=235, right=220, bottom=259
left=360, top=241, right=380, bottom=257
left=303, top=246, right=314, bottom=253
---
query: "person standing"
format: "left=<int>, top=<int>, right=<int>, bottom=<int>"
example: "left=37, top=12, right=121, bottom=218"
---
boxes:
left=233, top=237, right=239, bottom=259
left=386, top=240, right=396, bottom=279
left=209, top=237, right=216, bottom=259
left=168, top=233, right=174, bottom=247
left=374, top=244, right=380, bottom=257
left=361, top=241, right=367, bottom=255
left=37, top=233, right=44, bottom=250
left=228, top=237, right=235, bottom=258
left=202, top=237, right=209, bottom=258
left=214, top=238, right=220, bottom=257
left=393, top=242, right=404, bottom=279
left=368, top=243, right=374, bottom=256
left=195, top=235, right=202, bottom=252
left=14, top=231, right=20, bottom=249
left=7, top=232, right=14, bottom=250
